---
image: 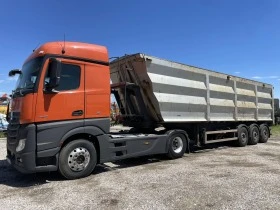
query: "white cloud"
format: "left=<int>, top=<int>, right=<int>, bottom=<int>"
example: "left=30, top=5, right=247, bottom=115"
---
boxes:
left=7, top=77, right=18, bottom=81
left=252, top=76, right=279, bottom=79
left=0, top=80, right=4, bottom=84
left=234, top=71, right=241, bottom=74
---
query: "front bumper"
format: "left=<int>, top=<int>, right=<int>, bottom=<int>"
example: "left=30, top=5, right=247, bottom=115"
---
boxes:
left=6, top=151, right=58, bottom=173
left=6, top=123, right=58, bottom=173
left=6, top=150, right=36, bottom=173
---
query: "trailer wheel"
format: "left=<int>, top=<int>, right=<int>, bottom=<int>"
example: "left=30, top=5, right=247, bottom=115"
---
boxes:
left=248, top=125, right=259, bottom=145
left=167, top=133, right=187, bottom=159
left=59, top=139, right=97, bottom=179
left=237, top=126, right=248, bottom=147
left=259, top=124, right=269, bottom=143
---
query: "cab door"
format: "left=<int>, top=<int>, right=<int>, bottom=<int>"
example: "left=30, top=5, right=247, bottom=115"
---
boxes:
left=35, top=58, right=85, bottom=123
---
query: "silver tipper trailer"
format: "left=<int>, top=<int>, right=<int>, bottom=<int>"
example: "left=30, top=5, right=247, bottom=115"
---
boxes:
left=110, top=53, right=273, bottom=146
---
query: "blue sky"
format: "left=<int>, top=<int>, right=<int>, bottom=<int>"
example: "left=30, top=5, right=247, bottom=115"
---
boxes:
left=0, top=0, right=279, bottom=98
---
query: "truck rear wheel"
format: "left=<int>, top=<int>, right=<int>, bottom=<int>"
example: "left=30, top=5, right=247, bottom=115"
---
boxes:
left=59, top=139, right=97, bottom=179
left=259, top=124, right=269, bottom=143
left=248, top=125, right=259, bottom=145
left=167, top=133, right=187, bottom=159
left=237, top=126, right=248, bottom=147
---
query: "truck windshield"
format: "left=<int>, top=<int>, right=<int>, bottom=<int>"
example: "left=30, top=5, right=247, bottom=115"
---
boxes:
left=14, top=57, right=43, bottom=92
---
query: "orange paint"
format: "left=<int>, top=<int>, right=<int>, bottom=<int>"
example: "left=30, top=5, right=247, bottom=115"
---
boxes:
left=25, top=42, right=108, bottom=65
left=11, top=42, right=110, bottom=124
left=85, top=63, right=110, bottom=118
left=35, top=58, right=86, bottom=122
left=11, top=94, right=37, bottom=124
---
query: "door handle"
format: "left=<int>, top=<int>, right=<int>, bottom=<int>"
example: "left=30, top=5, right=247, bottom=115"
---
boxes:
left=72, top=110, right=83, bottom=116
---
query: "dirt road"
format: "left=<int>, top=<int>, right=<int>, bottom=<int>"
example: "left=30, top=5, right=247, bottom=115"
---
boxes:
left=1, top=137, right=280, bottom=210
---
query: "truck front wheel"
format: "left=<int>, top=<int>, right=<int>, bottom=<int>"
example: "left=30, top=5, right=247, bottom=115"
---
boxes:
left=59, top=139, right=97, bottom=179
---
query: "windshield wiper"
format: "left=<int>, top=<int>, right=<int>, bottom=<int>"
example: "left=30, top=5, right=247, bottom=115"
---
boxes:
left=14, top=86, right=34, bottom=96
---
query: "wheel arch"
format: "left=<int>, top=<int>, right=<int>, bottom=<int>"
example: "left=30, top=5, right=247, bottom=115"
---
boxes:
left=60, top=126, right=105, bottom=163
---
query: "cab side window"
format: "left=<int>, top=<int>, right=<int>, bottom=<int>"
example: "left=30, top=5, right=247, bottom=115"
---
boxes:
left=45, top=63, right=81, bottom=91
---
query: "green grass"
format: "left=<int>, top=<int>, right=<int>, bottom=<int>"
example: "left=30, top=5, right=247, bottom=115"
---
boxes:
left=0, top=132, right=6, bottom=138
left=271, top=125, right=280, bottom=137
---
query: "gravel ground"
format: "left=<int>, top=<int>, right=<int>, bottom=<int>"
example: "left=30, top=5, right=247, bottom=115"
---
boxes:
left=1, top=137, right=280, bottom=210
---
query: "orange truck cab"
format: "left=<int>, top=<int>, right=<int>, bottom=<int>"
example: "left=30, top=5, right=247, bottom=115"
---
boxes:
left=6, top=42, right=178, bottom=179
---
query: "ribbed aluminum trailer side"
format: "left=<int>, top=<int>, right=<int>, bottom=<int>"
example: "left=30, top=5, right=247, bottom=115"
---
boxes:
left=110, top=53, right=273, bottom=146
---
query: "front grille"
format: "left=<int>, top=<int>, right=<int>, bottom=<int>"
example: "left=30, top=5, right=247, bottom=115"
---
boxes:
left=7, top=124, right=20, bottom=144
left=7, top=112, right=20, bottom=144
left=9, top=112, right=20, bottom=125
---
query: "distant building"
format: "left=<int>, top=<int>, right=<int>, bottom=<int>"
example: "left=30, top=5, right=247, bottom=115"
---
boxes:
left=0, top=94, right=9, bottom=114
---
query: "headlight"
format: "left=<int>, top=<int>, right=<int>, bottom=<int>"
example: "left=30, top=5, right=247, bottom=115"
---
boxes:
left=16, top=139, right=26, bottom=152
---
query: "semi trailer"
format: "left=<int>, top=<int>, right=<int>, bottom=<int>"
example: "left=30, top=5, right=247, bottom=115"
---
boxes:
left=6, top=42, right=273, bottom=179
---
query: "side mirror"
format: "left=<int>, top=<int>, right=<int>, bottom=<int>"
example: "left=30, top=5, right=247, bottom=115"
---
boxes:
left=8, top=69, right=21, bottom=77
left=46, top=58, right=61, bottom=91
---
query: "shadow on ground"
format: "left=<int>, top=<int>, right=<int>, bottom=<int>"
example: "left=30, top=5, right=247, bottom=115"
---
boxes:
left=0, top=141, right=237, bottom=188
left=0, top=159, right=63, bottom=188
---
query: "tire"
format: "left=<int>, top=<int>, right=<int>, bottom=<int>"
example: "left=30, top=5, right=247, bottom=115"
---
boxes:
left=167, top=133, right=187, bottom=159
left=248, top=125, right=260, bottom=145
left=58, top=139, right=97, bottom=180
left=237, top=126, right=248, bottom=147
left=259, top=124, right=269, bottom=143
